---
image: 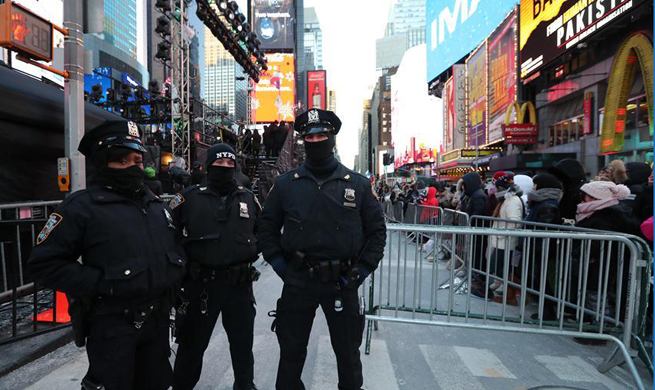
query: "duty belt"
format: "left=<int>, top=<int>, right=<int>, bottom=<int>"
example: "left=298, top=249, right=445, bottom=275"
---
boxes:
left=288, top=251, right=352, bottom=283
left=188, top=261, right=260, bottom=284
left=92, top=296, right=168, bottom=329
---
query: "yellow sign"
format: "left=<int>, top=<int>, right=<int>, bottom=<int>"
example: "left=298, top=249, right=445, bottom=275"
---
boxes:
left=504, top=101, right=537, bottom=125
left=600, top=33, right=654, bottom=154
left=252, top=53, right=295, bottom=123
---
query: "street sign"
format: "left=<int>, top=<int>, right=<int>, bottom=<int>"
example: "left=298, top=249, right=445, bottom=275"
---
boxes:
left=504, top=136, right=537, bottom=145
left=0, top=1, right=53, bottom=62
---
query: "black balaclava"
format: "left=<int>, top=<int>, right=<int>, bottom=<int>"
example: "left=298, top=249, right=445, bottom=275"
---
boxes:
left=92, top=147, right=145, bottom=198
left=206, top=143, right=237, bottom=196
left=304, top=133, right=338, bottom=177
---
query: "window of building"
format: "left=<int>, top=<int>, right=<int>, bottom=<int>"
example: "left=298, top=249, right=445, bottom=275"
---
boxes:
left=548, top=116, right=584, bottom=147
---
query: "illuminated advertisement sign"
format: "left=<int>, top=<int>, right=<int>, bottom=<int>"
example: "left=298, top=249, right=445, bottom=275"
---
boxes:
left=443, top=64, right=466, bottom=152
left=251, top=52, right=295, bottom=123
left=251, top=0, right=295, bottom=51
left=520, top=0, right=644, bottom=79
left=307, top=70, right=326, bottom=110
left=425, top=0, right=517, bottom=82
left=488, top=10, right=517, bottom=143
left=466, top=42, right=487, bottom=147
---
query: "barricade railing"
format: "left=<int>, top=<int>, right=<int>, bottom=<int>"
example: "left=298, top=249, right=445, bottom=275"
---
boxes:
left=364, top=224, right=648, bottom=390
left=468, top=214, right=653, bottom=375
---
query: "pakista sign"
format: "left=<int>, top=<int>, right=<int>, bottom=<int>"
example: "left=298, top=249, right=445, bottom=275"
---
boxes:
left=520, top=0, right=643, bottom=79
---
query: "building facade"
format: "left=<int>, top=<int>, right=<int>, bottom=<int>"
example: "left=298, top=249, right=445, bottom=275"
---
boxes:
left=303, top=7, right=323, bottom=71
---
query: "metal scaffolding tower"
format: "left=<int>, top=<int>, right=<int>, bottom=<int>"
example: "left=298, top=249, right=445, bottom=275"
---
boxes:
left=170, top=0, right=191, bottom=171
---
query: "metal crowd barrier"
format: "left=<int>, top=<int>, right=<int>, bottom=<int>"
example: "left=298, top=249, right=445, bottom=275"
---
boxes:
left=363, top=224, right=648, bottom=390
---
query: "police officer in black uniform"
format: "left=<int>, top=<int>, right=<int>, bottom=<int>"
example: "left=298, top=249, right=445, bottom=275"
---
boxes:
left=258, top=109, right=387, bottom=390
left=171, top=143, right=260, bottom=390
left=28, top=121, right=186, bottom=390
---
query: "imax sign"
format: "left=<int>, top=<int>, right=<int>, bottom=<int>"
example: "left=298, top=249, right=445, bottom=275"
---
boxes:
left=426, top=0, right=517, bottom=82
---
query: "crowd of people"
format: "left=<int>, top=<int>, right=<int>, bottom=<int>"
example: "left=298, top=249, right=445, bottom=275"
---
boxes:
left=373, top=159, right=653, bottom=321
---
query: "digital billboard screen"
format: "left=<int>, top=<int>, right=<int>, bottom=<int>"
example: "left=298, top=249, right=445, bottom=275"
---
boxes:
left=251, top=52, right=295, bottom=123
left=426, top=0, right=517, bottom=83
left=487, top=11, right=517, bottom=143
left=520, top=0, right=644, bottom=79
left=307, top=70, right=326, bottom=110
left=466, top=42, right=487, bottom=148
left=251, top=0, right=295, bottom=51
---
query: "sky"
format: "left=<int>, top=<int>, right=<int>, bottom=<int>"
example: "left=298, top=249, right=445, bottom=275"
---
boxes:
left=304, top=0, right=397, bottom=169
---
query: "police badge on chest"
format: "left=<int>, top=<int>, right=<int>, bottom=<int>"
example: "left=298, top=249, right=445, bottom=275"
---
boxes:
left=344, top=188, right=356, bottom=208
left=239, top=202, right=249, bottom=218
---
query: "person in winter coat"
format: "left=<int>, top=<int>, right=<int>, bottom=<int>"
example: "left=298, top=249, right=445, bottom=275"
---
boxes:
left=461, top=172, right=490, bottom=298
left=623, top=162, right=653, bottom=214
left=549, top=158, right=586, bottom=221
left=252, top=130, right=262, bottom=158
left=513, top=174, right=534, bottom=206
left=633, top=171, right=653, bottom=223
left=524, top=173, right=563, bottom=319
left=452, top=179, right=464, bottom=211
left=144, top=166, right=164, bottom=195
left=574, top=181, right=640, bottom=324
left=419, top=186, right=439, bottom=223
left=461, top=172, right=489, bottom=218
left=595, top=159, right=628, bottom=184
left=488, top=175, right=524, bottom=305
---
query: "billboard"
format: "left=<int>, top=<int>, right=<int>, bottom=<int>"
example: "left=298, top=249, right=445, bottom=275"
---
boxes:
left=487, top=10, right=517, bottom=143
left=251, top=52, right=295, bottom=123
left=307, top=70, right=326, bottom=110
left=443, top=64, right=466, bottom=152
left=520, top=0, right=645, bottom=79
left=426, top=0, right=518, bottom=82
left=466, top=42, right=487, bottom=148
left=251, top=0, right=295, bottom=51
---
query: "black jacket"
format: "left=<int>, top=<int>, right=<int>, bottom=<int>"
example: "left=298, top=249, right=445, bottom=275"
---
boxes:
left=145, top=178, right=164, bottom=195
left=632, top=185, right=653, bottom=223
left=28, top=186, right=186, bottom=308
left=171, top=183, right=260, bottom=268
left=258, top=163, right=386, bottom=272
left=525, top=199, right=560, bottom=225
left=461, top=172, right=488, bottom=217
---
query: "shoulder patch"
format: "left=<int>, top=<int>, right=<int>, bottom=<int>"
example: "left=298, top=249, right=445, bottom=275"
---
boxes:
left=36, top=213, right=63, bottom=245
left=169, top=194, right=185, bottom=210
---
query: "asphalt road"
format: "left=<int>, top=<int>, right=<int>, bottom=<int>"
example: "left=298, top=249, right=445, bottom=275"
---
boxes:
left=0, top=248, right=652, bottom=390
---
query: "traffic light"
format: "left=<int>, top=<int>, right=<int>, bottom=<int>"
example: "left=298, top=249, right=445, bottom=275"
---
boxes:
left=155, top=0, right=171, bottom=12
left=90, top=84, right=103, bottom=103
left=148, top=80, right=161, bottom=96
left=155, top=16, right=170, bottom=37
left=119, top=83, right=132, bottom=102
left=156, top=41, right=171, bottom=62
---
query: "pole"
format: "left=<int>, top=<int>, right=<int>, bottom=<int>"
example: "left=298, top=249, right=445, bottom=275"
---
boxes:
left=64, top=0, right=86, bottom=193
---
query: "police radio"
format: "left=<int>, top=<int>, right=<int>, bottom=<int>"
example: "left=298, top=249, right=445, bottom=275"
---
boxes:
left=57, top=157, right=70, bottom=192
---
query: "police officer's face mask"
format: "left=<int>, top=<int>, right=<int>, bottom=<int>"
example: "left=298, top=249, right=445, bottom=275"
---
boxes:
left=304, top=134, right=335, bottom=163
left=97, top=165, right=145, bottom=196
left=207, top=166, right=235, bottom=195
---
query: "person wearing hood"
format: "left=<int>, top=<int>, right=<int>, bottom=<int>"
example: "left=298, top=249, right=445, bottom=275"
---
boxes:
left=524, top=173, right=563, bottom=320
left=258, top=109, right=386, bottom=390
left=513, top=174, right=534, bottom=205
left=171, top=143, right=261, bottom=390
left=573, top=181, right=640, bottom=331
left=633, top=170, right=654, bottom=223
left=488, top=174, right=524, bottom=305
left=549, top=158, right=586, bottom=221
left=144, top=166, right=164, bottom=195
left=623, top=162, right=653, bottom=215
left=28, top=121, right=186, bottom=390
left=595, top=159, right=628, bottom=184
left=461, top=172, right=489, bottom=217
left=419, top=186, right=439, bottom=224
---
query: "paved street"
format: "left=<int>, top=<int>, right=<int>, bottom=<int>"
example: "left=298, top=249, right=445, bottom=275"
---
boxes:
left=1, top=252, right=651, bottom=390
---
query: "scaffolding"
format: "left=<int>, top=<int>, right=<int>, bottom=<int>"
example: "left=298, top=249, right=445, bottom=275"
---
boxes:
left=170, top=0, right=191, bottom=171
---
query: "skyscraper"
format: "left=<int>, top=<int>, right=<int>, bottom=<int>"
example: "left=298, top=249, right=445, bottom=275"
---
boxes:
left=103, top=0, right=139, bottom=59
left=375, top=0, right=426, bottom=70
left=303, top=7, right=323, bottom=71
left=203, top=26, right=248, bottom=121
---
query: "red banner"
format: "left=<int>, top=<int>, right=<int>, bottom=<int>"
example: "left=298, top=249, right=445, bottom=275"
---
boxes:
left=583, top=93, right=593, bottom=134
left=307, top=70, right=326, bottom=110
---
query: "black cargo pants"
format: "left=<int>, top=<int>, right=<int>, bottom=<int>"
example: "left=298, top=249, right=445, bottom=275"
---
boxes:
left=274, top=274, right=365, bottom=390
left=172, top=278, right=256, bottom=390
left=84, top=310, right=172, bottom=390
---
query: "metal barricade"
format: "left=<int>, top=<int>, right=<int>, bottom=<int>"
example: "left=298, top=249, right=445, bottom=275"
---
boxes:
left=468, top=215, right=654, bottom=375
left=364, top=224, right=648, bottom=390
